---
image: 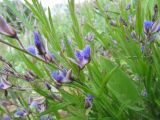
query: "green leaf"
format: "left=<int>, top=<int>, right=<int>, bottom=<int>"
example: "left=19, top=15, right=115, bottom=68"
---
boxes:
left=20, top=53, right=44, bottom=78
left=136, top=0, right=144, bottom=36
left=68, top=0, right=83, bottom=48
left=101, top=57, right=140, bottom=103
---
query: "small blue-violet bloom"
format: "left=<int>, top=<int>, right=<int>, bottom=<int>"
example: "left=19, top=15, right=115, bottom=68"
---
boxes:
left=27, top=45, right=36, bottom=56
left=51, top=69, right=72, bottom=83
left=0, top=80, right=12, bottom=90
left=28, top=97, right=46, bottom=112
left=34, top=31, right=46, bottom=55
left=144, top=20, right=160, bottom=33
left=40, top=115, right=53, bottom=120
left=2, top=116, right=10, bottom=120
left=14, top=109, right=28, bottom=118
left=128, top=15, right=132, bottom=23
left=45, top=81, right=51, bottom=90
left=141, top=89, right=148, bottom=97
left=85, top=95, right=94, bottom=109
left=30, top=101, right=38, bottom=109
left=141, top=44, right=145, bottom=53
left=75, top=45, right=91, bottom=69
left=144, top=20, right=153, bottom=33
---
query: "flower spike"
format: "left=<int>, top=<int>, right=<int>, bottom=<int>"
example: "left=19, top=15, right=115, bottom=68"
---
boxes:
left=34, top=31, right=46, bottom=55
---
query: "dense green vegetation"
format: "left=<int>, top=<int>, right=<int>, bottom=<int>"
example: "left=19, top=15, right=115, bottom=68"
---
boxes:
left=0, top=0, right=160, bottom=119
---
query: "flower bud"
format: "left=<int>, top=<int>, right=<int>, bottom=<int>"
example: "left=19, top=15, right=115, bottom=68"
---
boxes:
left=0, top=16, right=17, bottom=38
left=0, top=80, right=12, bottom=90
left=45, top=82, right=51, bottom=90
left=85, top=95, right=94, bottom=109
left=34, top=31, right=46, bottom=55
left=14, top=109, right=28, bottom=118
left=27, top=45, right=36, bottom=56
left=2, top=116, right=10, bottom=120
left=51, top=69, right=72, bottom=83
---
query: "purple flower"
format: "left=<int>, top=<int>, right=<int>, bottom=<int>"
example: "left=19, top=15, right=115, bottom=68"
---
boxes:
left=128, top=15, right=133, bottom=23
left=44, top=52, right=56, bottom=62
left=51, top=69, right=72, bottom=83
left=34, top=31, right=46, bottom=55
left=130, top=31, right=136, bottom=39
left=84, top=32, right=95, bottom=42
left=29, top=97, right=46, bottom=112
left=83, top=45, right=90, bottom=59
left=85, top=95, right=94, bottom=109
left=126, top=3, right=131, bottom=10
left=14, top=109, right=28, bottom=117
left=40, top=115, right=53, bottom=120
left=141, top=89, right=148, bottom=97
left=85, top=95, right=94, bottom=102
left=0, top=16, right=17, bottom=38
left=2, top=116, right=10, bottom=120
left=144, top=21, right=153, bottom=33
left=30, top=101, right=38, bottom=109
left=45, top=82, right=51, bottom=90
left=141, top=44, right=145, bottom=53
left=0, top=80, right=12, bottom=90
left=144, top=20, right=160, bottom=33
left=27, top=45, right=36, bottom=56
left=75, top=45, right=91, bottom=69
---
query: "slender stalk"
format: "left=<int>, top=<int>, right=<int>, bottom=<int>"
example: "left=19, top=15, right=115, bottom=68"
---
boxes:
left=14, top=35, right=25, bottom=50
left=16, top=37, right=25, bottom=50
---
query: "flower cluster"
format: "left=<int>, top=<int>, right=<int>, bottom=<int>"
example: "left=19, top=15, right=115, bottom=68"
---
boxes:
left=141, top=20, right=160, bottom=52
left=27, top=31, right=55, bottom=62
left=0, top=11, right=94, bottom=120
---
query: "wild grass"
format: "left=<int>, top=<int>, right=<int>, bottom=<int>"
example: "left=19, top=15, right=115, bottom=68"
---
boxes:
left=0, top=0, right=160, bottom=120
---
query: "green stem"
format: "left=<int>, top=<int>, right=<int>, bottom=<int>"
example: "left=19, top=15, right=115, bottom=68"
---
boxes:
left=15, top=36, right=25, bottom=50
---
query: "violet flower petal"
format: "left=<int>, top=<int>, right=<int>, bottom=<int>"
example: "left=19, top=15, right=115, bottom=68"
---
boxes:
left=34, top=31, right=46, bottom=55
left=82, top=45, right=90, bottom=59
left=27, top=45, right=36, bottom=56
left=144, top=20, right=153, bottom=33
